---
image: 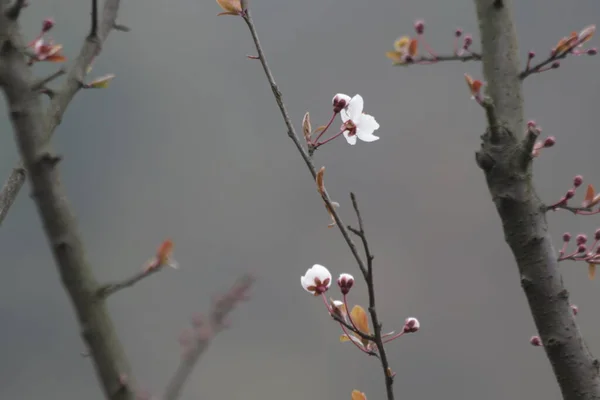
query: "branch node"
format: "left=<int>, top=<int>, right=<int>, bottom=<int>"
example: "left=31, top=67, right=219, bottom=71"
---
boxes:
left=475, top=150, right=495, bottom=171
left=37, top=152, right=62, bottom=168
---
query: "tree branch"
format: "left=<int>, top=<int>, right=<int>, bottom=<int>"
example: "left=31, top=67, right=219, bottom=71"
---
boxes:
left=0, top=0, right=123, bottom=227
left=0, top=4, right=136, bottom=400
left=473, top=1, right=600, bottom=399
left=163, top=274, right=254, bottom=400
left=348, top=192, right=394, bottom=400
left=97, top=266, right=165, bottom=299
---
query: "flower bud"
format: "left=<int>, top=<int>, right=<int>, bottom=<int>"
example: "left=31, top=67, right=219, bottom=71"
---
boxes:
left=576, top=234, right=588, bottom=245
left=332, top=95, right=349, bottom=113
left=595, top=229, right=600, bottom=241
left=551, top=61, right=560, bottom=69
left=543, top=137, right=556, bottom=148
left=337, top=273, right=355, bottom=295
left=528, top=51, right=535, bottom=59
left=573, top=176, right=583, bottom=188
left=571, top=304, right=579, bottom=315
left=565, top=189, right=576, bottom=200
left=454, top=28, right=462, bottom=37
left=463, top=35, right=473, bottom=49
left=587, top=48, right=598, bottom=56
left=527, top=120, right=536, bottom=128
left=530, top=336, right=543, bottom=347
left=578, top=244, right=587, bottom=253
left=403, top=317, right=420, bottom=333
left=414, top=20, right=425, bottom=35
left=42, top=18, right=54, bottom=32
left=563, top=232, right=572, bottom=242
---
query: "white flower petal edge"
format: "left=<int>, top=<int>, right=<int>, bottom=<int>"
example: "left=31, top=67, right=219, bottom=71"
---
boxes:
left=343, top=130, right=358, bottom=145
left=341, top=94, right=364, bottom=122
left=356, top=114, right=380, bottom=143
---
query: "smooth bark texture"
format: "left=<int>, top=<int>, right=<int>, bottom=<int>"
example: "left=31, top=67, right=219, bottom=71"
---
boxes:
left=473, top=1, right=600, bottom=398
left=0, top=2, right=136, bottom=400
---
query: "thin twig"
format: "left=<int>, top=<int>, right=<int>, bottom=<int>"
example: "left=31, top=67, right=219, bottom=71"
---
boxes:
left=163, top=275, right=254, bottom=400
left=398, top=52, right=481, bottom=65
left=519, top=50, right=569, bottom=80
left=97, top=267, right=165, bottom=298
left=349, top=193, right=395, bottom=400
left=90, top=0, right=99, bottom=38
left=31, top=67, right=66, bottom=91
left=240, top=10, right=368, bottom=277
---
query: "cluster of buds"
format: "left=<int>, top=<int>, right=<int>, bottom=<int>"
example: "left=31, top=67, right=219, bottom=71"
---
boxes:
left=301, top=264, right=420, bottom=354
left=559, top=230, right=600, bottom=279
left=386, top=20, right=479, bottom=65
left=527, top=120, right=555, bottom=158
left=547, top=175, right=600, bottom=215
left=524, top=24, right=596, bottom=76
left=530, top=305, right=579, bottom=347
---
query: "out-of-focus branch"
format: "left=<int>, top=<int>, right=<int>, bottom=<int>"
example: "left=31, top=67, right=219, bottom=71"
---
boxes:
left=473, top=1, right=600, bottom=399
left=399, top=53, right=481, bottom=65
left=0, top=0, right=124, bottom=226
left=97, top=267, right=164, bottom=299
left=0, top=4, right=136, bottom=400
left=163, top=274, right=254, bottom=400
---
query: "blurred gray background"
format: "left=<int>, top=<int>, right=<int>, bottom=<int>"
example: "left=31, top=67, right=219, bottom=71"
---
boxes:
left=1, top=0, right=600, bottom=399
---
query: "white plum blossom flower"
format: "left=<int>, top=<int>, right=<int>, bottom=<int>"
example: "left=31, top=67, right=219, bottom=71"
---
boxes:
left=339, top=94, right=380, bottom=145
left=301, top=264, right=332, bottom=296
left=403, top=317, right=420, bottom=333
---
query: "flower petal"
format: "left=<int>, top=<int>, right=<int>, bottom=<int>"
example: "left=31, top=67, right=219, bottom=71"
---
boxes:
left=356, top=114, right=380, bottom=142
left=343, top=131, right=357, bottom=145
left=342, top=95, right=364, bottom=121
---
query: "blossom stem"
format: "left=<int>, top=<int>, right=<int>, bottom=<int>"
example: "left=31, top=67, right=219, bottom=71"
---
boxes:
left=382, top=331, right=405, bottom=344
left=419, top=35, right=437, bottom=58
left=320, top=293, right=333, bottom=314
left=314, top=129, right=345, bottom=148
left=337, top=321, right=373, bottom=355
left=343, top=294, right=361, bottom=333
left=313, top=112, right=338, bottom=144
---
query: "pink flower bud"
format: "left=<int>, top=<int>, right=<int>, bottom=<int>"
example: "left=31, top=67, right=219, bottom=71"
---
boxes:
left=578, top=244, right=587, bottom=253
left=543, top=137, right=556, bottom=147
left=454, top=28, right=462, bottom=37
left=565, top=189, right=576, bottom=200
left=576, top=234, right=588, bottom=245
left=571, top=304, right=579, bottom=315
left=403, top=317, right=420, bottom=333
left=42, top=18, right=55, bottom=32
left=551, top=61, right=560, bottom=69
left=563, top=232, right=572, bottom=242
left=528, top=51, right=535, bottom=59
left=463, top=35, right=473, bottom=49
left=527, top=120, right=536, bottom=129
left=587, top=48, right=598, bottom=56
left=337, top=273, right=355, bottom=295
left=332, top=95, right=349, bottom=113
left=414, top=20, right=425, bottom=35
left=573, top=176, right=583, bottom=187
left=530, top=336, right=543, bottom=347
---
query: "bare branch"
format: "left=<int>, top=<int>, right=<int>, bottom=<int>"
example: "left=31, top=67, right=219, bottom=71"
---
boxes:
left=163, top=274, right=254, bottom=400
left=241, top=9, right=369, bottom=278
left=473, top=1, right=600, bottom=398
left=398, top=52, right=481, bottom=65
left=31, top=67, right=66, bottom=91
left=97, top=267, right=165, bottom=299
left=90, top=0, right=99, bottom=38
left=348, top=193, right=394, bottom=400
left=0, top=0, right=123, bottom=227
